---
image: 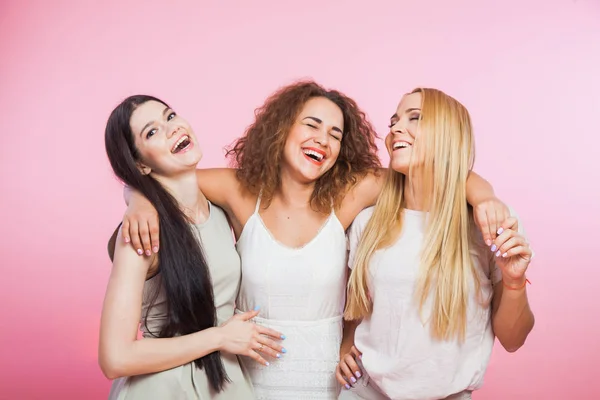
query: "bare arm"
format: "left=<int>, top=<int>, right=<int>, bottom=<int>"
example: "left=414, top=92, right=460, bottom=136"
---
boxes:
left=99, top=228, right=222, bottom=379
left=195, top=168, right=239, bottom=211
left=490, top=216, right=535, bottom=352
left=99, top=228, right=285, bottom=379
left=491, top=283, right=534, bottom=353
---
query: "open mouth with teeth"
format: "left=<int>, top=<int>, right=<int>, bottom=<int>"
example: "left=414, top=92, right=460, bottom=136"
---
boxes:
left=302, top=148, right=326, bottom=165
left=392, top=141, right=411, bottom=151
left=171, top=135, right=192, bottom=154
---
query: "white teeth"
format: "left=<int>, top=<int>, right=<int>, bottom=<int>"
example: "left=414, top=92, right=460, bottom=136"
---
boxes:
left=393, top=141, right=410, bottom=149
left=302, top=149, right=324, bottom=161
left=172, top=135, right=189, bottom=153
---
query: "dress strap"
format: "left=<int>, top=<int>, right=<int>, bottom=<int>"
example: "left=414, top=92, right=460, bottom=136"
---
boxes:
left=254, top=190, right=263, bottom=214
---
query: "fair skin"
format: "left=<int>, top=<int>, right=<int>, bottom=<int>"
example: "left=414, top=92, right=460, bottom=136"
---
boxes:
left=335, top=93, right=535, bottom=388
left=123, top=97, right=508, bottom=252
left=99, top=101, right=285, bottom=380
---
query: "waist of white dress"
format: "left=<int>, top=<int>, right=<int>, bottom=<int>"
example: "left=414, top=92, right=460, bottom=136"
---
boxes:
left=234, top=309, right=342, bottom=327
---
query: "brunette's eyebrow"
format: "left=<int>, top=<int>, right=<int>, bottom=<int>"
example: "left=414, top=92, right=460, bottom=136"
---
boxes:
left=139, top=107, right=171, bottom=137
left=303, top=116, right=343, bottom=134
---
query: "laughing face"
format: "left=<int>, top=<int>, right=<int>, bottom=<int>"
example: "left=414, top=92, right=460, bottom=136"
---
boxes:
left=281, top=96, right=344, bottom=183
left=129, top=100, right=202, bottom=177
left=386, top=92, right=423, bottom=175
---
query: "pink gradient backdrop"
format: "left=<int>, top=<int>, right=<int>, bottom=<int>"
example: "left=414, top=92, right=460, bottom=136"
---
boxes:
left=1, top=0, right=599, bottom=398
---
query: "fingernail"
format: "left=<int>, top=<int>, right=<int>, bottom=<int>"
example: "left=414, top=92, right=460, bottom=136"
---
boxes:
left=359, top=354, right=362, bottom=359
left=345, top=384, right=350, bottom=390
left=253, top=306, right=260, bottom=311
left=490, top=244, right=497, bottom=252
left=125, top=237, right=130, bottom=243
left=276, top=353, right=281, bottom=358
left=137, top=249, right=143, bottom=255
left=495, top=250, right=501, bottom=257
left=350, top=377, right=357, bottom=383
left=145, top=249, right=151, bottom=256
left=497, top=228, right=504, bottom=235
left=485, top=239, right=492, bottom=246
left=281, top=347, right=287, bottom=353
left=265, top=362, right=270, bottom=366
left=502, top=252, right=508, bottom=258
left=280, top=335, right=286, bottom=340
left=355, top=371, right=362, bottom=378
left=153, top=246, right=159, bottom=253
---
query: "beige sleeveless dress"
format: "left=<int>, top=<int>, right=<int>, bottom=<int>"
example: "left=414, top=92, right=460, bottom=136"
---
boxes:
left=108, top=202, right=255, bottom=400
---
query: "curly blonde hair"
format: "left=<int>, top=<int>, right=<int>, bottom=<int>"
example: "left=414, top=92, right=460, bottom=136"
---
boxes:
left=226, top=80, right=381, bottom=213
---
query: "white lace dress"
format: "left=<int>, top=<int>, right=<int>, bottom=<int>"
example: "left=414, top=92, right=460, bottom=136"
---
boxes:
left=235, top=196, right=348, bottom=399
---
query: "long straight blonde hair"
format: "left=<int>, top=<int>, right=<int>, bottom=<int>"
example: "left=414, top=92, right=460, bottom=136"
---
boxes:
left=344, top=88, right=479, bottom=341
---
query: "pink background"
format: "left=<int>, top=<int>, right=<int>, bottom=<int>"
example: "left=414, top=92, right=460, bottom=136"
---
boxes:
left=1, top=0, right=599, bottom=398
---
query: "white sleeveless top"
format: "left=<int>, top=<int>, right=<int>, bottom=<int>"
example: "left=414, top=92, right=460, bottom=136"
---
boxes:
left=235, top=195, right=348, bottom=399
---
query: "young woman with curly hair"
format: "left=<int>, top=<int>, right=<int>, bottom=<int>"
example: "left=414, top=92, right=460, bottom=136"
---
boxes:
left=119, top=81, right=508, bottom=399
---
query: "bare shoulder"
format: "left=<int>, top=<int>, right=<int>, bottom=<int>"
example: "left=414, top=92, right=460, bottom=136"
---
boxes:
left=196, top=168, right=257, bottom=234
left=337, top=169, right=386, bottom=228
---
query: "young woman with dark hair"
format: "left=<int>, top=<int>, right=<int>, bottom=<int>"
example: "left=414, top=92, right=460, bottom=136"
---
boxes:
left=100, top=95, right=285, bottom=399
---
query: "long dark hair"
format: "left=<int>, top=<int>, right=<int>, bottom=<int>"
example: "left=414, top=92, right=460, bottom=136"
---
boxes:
left=104, top=95, right=229, bottom=392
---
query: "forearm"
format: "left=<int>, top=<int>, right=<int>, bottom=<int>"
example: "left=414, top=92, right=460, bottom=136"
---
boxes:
left=492, top=285, right=535, bottom=352
left=100, top=327, right=222, bottom=379
left=466, top=171, right=495, bottom=205
left=340, top=319, right=360, bottom=353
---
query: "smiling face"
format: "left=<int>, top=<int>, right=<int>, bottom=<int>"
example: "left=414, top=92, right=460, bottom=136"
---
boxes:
left=281, top=96, right=344, bottom=183
left=129, top=100, right=202, bottom=177
left=385, top=92, right=423, bottom=175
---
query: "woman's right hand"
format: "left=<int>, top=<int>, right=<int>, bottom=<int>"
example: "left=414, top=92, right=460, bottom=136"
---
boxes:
left=122, top=189, right=160, bottom=256
left=336, top=344, right=363, bottom=390
left=218, top=310, right=286, bottom=366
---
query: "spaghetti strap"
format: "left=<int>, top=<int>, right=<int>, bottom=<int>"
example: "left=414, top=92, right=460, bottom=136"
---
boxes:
left=254, top=190, right=262, bottom=214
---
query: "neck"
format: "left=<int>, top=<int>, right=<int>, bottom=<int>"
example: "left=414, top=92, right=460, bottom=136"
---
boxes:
left=276, top=167, right=316, bottom=209
left=403, top=173, right=428, bottom=212
left=152, top=169, right=206, bottom=222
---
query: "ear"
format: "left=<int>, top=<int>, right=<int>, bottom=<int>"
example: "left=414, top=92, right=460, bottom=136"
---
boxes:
left=136, top=162, right=152, bottom=175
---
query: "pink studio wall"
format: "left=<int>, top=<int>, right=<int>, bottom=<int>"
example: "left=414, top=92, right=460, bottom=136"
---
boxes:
left=1, top=0, right=599, bottom=398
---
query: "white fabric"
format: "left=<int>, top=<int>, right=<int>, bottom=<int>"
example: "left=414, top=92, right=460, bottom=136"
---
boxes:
left=235, top=195, right=348, bottom=399
left=347, top=206, right=526, bottom=400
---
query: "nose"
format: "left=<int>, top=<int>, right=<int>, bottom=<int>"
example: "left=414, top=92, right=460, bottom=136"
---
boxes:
left=166, top=125, right=180, bottom=139
left=314, top=127, right=330, bottom=147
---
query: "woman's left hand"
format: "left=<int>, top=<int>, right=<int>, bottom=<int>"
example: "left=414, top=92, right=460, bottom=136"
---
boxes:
left=491, top=217, right=533, bottom=288
left=473, top=196, right=511, bottom=247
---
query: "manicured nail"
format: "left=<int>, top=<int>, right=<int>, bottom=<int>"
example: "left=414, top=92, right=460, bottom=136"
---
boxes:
left=145, top=249, right=151, bottom=256
left=280, top=335, right=286, bottom=340
left=137, top=249, right=143, bottom=255
left=276, top=353, right=281, bottom=358
left=345, top=384, right=351, bottom=390
left=485, top=239, right=492, bottom=246
left=497, top=228, right=504, bottom=235
left=350, top=377, right=356, bottom=383
left=355, top=371, right=361, bottom=378
left=253, top=306, right=260, bottom=311
left=490, top=244, right=497, bottom=252
left=281, top=347, right=287, bottom=353
left=359, top=354, right=362, bottom=359
left=265, top=362, right=270, bottom=366
left=495, top=250, right=501, bottom=257
left=502, top=252, right=508, bottom=258
left=124, top=237, right=130, bottom=243
left=153, top=246, right=159, bottom=253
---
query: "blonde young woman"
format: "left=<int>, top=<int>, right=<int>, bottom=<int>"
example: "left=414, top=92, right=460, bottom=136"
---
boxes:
left=120, top=82, right=511, bottom=399
left=337, top=88, right=535, bottom=400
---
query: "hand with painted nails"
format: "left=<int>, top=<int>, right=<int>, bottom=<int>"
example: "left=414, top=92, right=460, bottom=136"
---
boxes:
left=473, top=196, right=511, bottom=247
left=122, top=187, right=160, bottom=256
left=335, top=344, right=363, bottom=390
left=218, top=309, right=286, bottom=367
left=491, top=217, right=533, bottom=289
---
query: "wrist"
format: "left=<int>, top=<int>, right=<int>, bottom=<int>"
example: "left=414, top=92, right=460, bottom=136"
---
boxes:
left=502, top=276, right=528, bottom=290
left=207, top=326, right=224, bottom=352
